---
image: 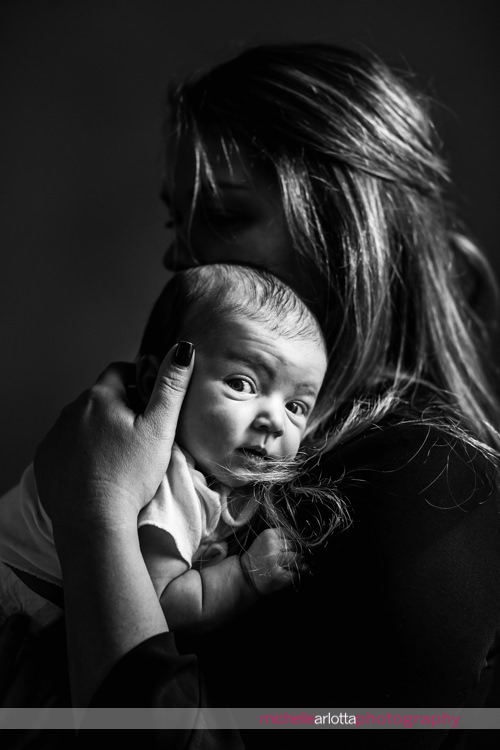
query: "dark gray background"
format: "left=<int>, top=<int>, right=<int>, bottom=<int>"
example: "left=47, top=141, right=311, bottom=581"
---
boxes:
left=1, top=0, right=499, bottom=494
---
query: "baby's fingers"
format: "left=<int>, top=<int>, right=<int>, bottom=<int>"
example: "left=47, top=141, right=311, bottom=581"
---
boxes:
left=270, top=565, right=297, bottom=590
left=250, top=563, right=297, bottom=595
left=247, top=527, right=293, bottom=559
left=276, top=549, right=299, bottom=570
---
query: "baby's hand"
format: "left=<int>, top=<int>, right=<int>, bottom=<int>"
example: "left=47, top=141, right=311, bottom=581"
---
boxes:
left=241, top=528, right=298, bottom=595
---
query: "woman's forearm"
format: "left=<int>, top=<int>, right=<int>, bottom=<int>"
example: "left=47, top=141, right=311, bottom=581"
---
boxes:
left=33, top=352, right=195, bottom=706
left=58, top=516, right=168, bottom=707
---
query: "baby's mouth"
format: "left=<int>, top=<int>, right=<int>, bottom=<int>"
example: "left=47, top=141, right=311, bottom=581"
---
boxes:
left=237, top=446, right=269, bottom=460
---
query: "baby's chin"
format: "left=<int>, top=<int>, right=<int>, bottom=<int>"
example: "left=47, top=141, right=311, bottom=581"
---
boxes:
left=189, top=455, right=251, bottom=488
left=206, top=457, right=270, bottom=488
left=209, top=468, right=251, bottom=489
left=197, top=449, right=297, bottom=489
left=208, top=455, right=287, bottom=489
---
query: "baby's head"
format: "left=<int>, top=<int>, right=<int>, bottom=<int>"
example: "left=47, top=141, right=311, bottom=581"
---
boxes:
left=137, top=264, right=327, bottom=487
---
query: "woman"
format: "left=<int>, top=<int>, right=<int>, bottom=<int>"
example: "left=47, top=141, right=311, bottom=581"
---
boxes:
left=16, top=43, right=500, bottom=748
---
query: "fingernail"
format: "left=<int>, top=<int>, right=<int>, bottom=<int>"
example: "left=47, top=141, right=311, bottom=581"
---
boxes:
left=174, top=341, right=194, bottom=367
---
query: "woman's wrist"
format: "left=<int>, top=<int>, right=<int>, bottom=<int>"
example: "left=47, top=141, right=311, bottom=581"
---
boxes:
left=53, top=499, right=139, bottom=568
left=59, top=514, right=168, bottom=706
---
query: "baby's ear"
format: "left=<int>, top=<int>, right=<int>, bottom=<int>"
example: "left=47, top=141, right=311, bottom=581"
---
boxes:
left=135, top=354, right=161, bottom=407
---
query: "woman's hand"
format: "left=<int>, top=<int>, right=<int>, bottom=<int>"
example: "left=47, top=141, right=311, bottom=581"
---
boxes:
left=32, top=342, right=195, bottom=706
left=34, top=342, right=195, bottom=546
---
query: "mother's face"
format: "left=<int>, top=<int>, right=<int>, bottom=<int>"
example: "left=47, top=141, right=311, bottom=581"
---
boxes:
left=162, top=137, right=303, bottom=292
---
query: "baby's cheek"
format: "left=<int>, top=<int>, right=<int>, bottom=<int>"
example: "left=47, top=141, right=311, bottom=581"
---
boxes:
left=284, top=428, right=302, bottom=459
left=175, top=388, right=220, bottom=453
left=204, top=403, right=241, bottom=438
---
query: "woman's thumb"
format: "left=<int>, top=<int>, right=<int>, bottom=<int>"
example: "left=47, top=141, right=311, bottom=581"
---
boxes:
left=143, top=342, right=195, bottom=441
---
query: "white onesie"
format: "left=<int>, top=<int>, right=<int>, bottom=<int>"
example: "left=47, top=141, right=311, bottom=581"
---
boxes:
left=0, top=444, right=256, bottom=621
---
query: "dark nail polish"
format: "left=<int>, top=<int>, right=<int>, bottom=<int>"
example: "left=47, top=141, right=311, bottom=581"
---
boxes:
left=174, top=341, right=194, bottom=367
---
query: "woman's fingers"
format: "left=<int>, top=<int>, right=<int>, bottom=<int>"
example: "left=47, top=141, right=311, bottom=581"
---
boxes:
left=94, top=361, right=137, bottom=397
left=142, top=342, right=195, bottom=444
left=34, top=344, right=195, bottom=548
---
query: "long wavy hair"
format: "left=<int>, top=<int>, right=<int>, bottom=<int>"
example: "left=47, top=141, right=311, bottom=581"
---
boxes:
left=167, top=42, right=500, bottom=460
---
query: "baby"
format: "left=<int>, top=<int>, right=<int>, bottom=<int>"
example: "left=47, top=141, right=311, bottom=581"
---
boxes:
left=0, top=264, right=344, bottom=633
left=135, top=263, right=337, bottom=631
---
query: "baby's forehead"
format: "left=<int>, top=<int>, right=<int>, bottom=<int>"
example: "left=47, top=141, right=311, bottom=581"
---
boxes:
left=197, top=308, right=321, bottom=346
left=195, top=312, right=327, bottom=379
left=189, top=299, right=323, bottom=345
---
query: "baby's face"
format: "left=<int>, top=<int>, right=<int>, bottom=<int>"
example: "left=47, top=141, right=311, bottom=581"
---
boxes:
left=176, top=314, right=327, bottom=487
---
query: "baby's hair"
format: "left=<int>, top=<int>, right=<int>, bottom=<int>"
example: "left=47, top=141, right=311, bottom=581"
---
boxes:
left=219, top=450, right=350, bottom=580
left=139, top=262, right=326, bottom=362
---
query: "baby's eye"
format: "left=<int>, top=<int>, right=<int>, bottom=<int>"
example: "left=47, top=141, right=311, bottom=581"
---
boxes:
left=286, top=401, right=308, bottom=417
left=226, top=378, right=255, bottom=394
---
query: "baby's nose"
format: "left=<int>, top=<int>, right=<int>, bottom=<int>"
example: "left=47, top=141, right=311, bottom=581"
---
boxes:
left=253, top=405, right=285, bottom=436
